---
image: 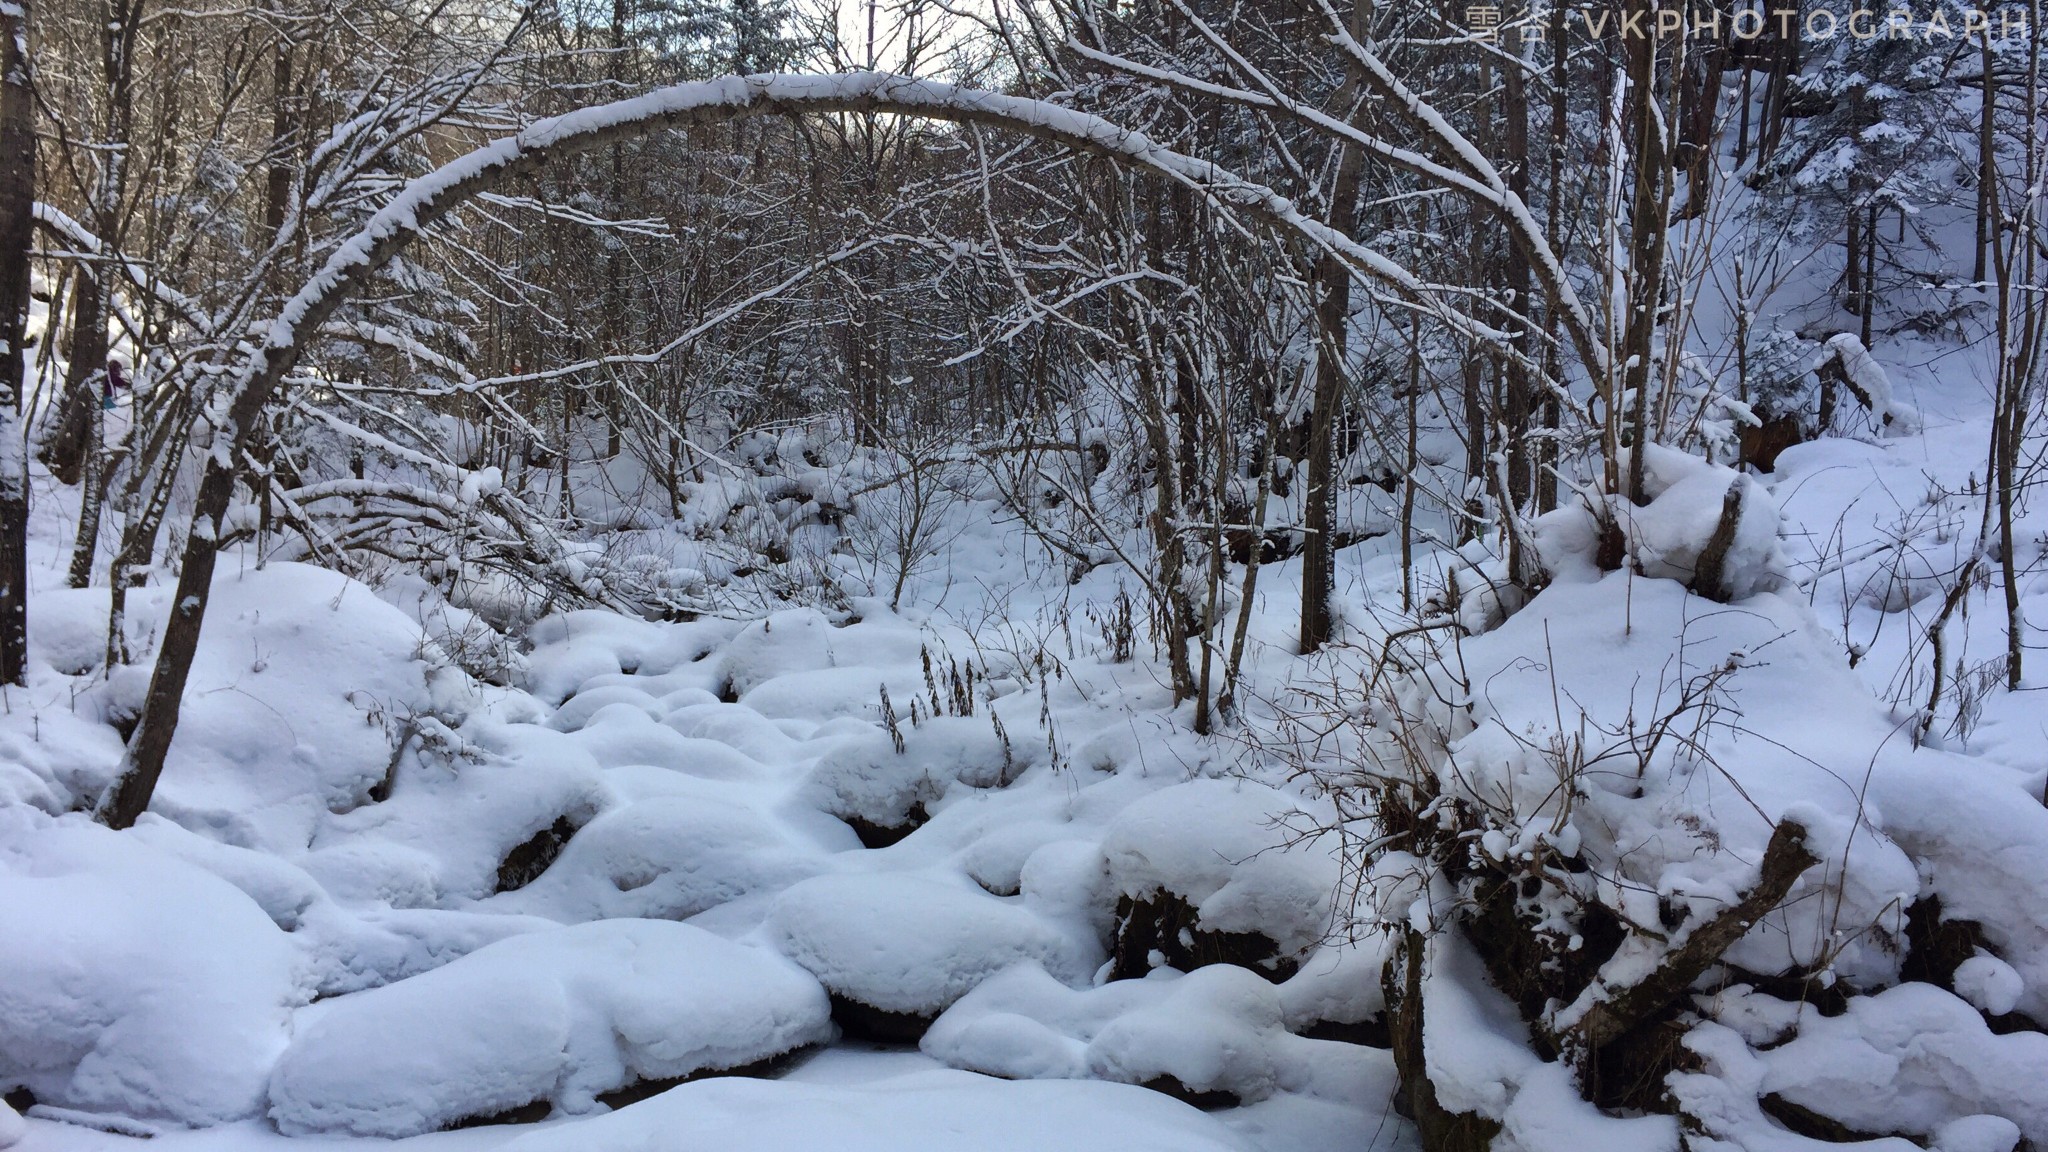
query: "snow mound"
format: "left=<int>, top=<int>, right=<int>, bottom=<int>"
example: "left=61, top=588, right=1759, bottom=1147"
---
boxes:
left=305, top=734, right=606, bottom=906
left=715, top=608, right=840, bottom=699
left=522, top=611, right=726, bottom=703
left=1953, top=955, right=2024, bottom=1017
left=493, top=1069, right=1255, bottom=1152
left=0, top=1098, right=21, bottom=1149
left=1100, top=779, right=1338, bottom=961
left=268, top=919, right=832, bottom=1137
left=146, top=562, right=453, bottom=852
left=802, top=717, right=1032, bottom=841
left=770, top=873, right=1086, bottom=1018
left=0, top=812, right=299, bottom=1126
left=1537, top=445, right=1785, bottom=599
left=1871, top=754, right=2048, bottom=1021
left=924, top=962, right=1392, bottom=1108
left=483, top=795, right=817, bottom=921
left=1761, top=982, right=2048, bottom=1145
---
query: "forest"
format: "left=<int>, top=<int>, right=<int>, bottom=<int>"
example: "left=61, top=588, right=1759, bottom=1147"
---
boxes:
left=1, top=0, right=2046, bottom=1150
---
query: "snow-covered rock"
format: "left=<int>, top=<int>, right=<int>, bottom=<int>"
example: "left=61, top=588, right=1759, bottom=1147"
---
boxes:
left=1100, top=779, right=1338, bottom=965
left=1761, top=982, right=2048, bottom=1146
left=716, top=608, right=840, bottom=700
left=770, top=873, right=1087, bottom=1022
left=802, top=717, right=1031, bottom=843
left=268, top=919, right=831, bottom=1136
left=923, top=961, right=1391, bottom=1108
left=0, top=812, right=299, bottom=1126
left=304, top=736, right=607, bottom=906
left=483, top=795, right=817, bottom=922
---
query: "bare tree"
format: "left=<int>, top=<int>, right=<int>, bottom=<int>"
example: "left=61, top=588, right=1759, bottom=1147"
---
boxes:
left=0, top=0, right=33, bottom=686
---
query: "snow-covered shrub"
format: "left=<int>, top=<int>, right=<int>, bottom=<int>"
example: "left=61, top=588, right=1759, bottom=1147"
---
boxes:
left=1284, top=566, right=2030, bottom=1145
left=269, top=920, right=832, bottom=1136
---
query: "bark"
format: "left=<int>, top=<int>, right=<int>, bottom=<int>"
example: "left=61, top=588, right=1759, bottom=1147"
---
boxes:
left=42, top=0, right=139, bottom=485
left=1299, top=242, right=1351, bottom=653
left=1687, top=479, right=1745, bottom=603
left=1299, top=0, right=1369, bottom=654
left=1568, top=818, right=1817, bottom=1052
left=1536, top=0, right=1567, bottom=515
left=1622, top=21, right=1671, bottom=507
left=41, top=276, right=102, bottom=484
left=0, top=0, right=33, bottom=687
left=64, top=398, right=106, bottom=587
left=1975, top=33, right=1994, bottom=285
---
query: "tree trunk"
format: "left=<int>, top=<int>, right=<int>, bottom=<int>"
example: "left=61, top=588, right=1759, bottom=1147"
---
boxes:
left=0, top=0, right=33, bottom=687
left=42, top=275, right=103, bottom=484
left=97, top=455, right=236, bottom=828
left=1622, top=17, right=1671, bottom=506
left=1299, top=0, right=1369, bottom=654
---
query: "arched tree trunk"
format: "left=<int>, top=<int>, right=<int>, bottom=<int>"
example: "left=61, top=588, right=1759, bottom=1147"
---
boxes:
left=94, top=70, right=1486, bottom=828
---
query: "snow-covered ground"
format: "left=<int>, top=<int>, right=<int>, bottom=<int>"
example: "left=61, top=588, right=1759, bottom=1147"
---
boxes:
left=4, top=319, right=2048, bottom=1152
left=0, top=419, right=1405, bottom=1150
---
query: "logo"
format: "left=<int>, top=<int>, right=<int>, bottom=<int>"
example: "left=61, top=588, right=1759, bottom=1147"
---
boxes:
left=1459, top=4, right=2031, bottom=43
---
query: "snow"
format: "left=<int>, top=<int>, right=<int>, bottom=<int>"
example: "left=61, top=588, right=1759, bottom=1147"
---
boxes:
left=1952, top=955, right=2024, bottom=1017
left=770, top=872, right=1090, bottom=1017
left=1759, top=983, right=2048, bottom=1146
left=489, top=1070, right=1258, bottom=1152
left=8, top=130, right=2048, bottom=1152
left=1099, top=779, right=1339, bottom=961
left=482, top=795, right=817, bottom=922
left=0, top=811, right=299, bottom=1127
left=924, top=961, right=1393, bottom=1108
left=268, top=919, right=832, bottom=1136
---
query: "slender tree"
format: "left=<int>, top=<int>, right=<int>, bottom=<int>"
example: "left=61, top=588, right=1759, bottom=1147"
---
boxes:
left=0, top=0, right=33, bottom=687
